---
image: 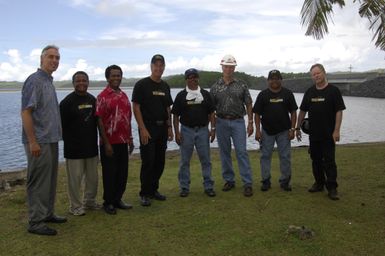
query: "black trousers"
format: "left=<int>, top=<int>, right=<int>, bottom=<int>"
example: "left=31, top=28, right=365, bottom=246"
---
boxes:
left=100, top=143, right=128, bottom=205
left=309, top=138, right=338, bottom=190
left=139, top=124, right=168, bottom=197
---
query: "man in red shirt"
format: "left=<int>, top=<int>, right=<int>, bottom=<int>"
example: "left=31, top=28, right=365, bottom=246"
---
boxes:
left=96, top=65, right=134, bottom=214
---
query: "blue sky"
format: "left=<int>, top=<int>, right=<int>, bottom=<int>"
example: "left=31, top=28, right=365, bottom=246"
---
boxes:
left=0, top=0, right=384, bottom=81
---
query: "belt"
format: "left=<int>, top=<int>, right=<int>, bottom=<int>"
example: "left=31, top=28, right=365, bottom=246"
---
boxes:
left=217, top=114, right=241, bottom=120
left=185, top=124, right=207, bottom=129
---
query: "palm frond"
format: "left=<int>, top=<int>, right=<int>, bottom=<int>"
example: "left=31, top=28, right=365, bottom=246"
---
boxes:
left=358, top=0, right=385, bottom=50
left=301, top=0, right=346, bottom=39
left=370, top=12, right=385, bottom=50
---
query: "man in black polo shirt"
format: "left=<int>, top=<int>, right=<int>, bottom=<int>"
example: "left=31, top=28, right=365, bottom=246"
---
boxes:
left=296, top=63, right=346, bottom=200
left=253, top=70, right=298, bottom=192
left=132, top=54, right=174, bottom=206
left=172, top=68, right=216, bottom=197
left=60, top=71, right=100, bottom=216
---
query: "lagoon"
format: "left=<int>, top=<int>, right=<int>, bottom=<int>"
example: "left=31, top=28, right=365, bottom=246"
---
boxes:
left=1, top=88, right=385, bottom=172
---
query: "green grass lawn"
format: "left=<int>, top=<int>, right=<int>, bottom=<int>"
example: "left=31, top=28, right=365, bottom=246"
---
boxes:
left=1, top=143, right=385, bottom=256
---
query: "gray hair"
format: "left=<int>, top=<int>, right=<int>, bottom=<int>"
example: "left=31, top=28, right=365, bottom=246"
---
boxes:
left=310, top=63, right=326, bottom=73
left=41, top=45, right=59, bottom=57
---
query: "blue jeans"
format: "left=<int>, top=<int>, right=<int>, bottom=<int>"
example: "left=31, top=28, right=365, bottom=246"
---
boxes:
left=260, top=129, right=291, bottom=185
left=216, top=118, right=253, bottom=187
left=178, top=125, right=214, bottom=191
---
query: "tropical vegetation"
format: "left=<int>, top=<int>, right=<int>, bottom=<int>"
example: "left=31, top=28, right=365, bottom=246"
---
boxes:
left=301, top=0, right=385, bottom=50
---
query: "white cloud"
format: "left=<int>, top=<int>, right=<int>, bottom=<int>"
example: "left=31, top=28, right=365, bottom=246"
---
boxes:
left=0, top=0, right=383, bottom=82
left=5, top=49, right=22, bottom=64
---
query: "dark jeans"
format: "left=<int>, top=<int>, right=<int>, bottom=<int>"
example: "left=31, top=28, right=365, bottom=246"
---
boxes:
left=100, top=143, right=128, bottom=205
left=309, top=138, right=338, bottom=190
left=139, top=124, right=168, bottom=197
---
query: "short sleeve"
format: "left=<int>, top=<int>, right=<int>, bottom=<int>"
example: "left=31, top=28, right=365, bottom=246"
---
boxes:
left=288, top=91, right=298, bottom=112
left=21, top=78, right=38, bottom=110
left=334, top=87, right=346, bottom=112
left=131, top=81, right=143, bottom=104
left=171, top=93, right=182, bottom=115
left=300, top=89, right=310, bottom=112
left=252, top=92, right=263, bottom=114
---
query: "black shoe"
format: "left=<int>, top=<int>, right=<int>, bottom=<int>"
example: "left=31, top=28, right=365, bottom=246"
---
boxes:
left=222, top=182, right=235, bottom=191
left=152, top=191, right=166, bottom=201
left=328, top=189, right=340, bottom=200
left=28, top=226, right=57, bottom=236
left=280, top=183, right=292, bottom=191
left=140, top=196, right=151, bottom=206
left=44, top=215, right=67, bottom=223
left=260, top=183, right=271, bottom=192
left=103, top=204, right=117, bottom=215
left=179, top=189, right=189, bottom=197
left=243, top=186, right=253, bottom=197
left=115, top=200, right=133, bottom=210
left=308, top=183, right=324, bottom=193
left=204, top=189, right=216, bottom=197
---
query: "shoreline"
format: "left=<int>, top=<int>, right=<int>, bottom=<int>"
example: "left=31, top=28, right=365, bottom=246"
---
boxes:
left=1, top=141, right=384, bottom=191
left=1, top=140, right=384, bottom=173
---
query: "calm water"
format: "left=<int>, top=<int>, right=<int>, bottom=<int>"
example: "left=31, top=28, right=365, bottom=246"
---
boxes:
left=1, top=88, right=385, bottom=172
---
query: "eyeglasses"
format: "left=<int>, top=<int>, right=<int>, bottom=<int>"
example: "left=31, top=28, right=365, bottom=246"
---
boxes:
left=187, top=76, right=198, bottom=80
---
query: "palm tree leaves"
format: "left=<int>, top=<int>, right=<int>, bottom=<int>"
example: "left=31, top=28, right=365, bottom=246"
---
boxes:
left=300, top=0, right=345, bottom=39
left=357, top=0, right=385, bottom=50
left=301, top=0, right=385, bottom=50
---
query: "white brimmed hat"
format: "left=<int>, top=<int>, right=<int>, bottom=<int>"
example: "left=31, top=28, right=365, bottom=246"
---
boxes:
left=220, top=54, right=237, bottom=66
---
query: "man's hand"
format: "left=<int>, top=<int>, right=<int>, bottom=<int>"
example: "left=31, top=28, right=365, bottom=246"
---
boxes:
left=296, top=130, right=302, bottom=142
left=247, top=123, right=254, bottom=137
left=210, top=129, right=216, bottom=143
left=332, top=130, right=340, bottom=143
left=167, top=127, right=174, bottom=141
left=139, top=126, right=151, bottom=145
left=129, top=142, right=134, bottom=155
left=29, top=142, right=41, bottom=157
left=105, top=143, right=113, bottom=157
left=255, top=129, right=261, bottom=142
left=175, top=132, right=182, bottom=145
left=288, top=130, right=295, bottom=140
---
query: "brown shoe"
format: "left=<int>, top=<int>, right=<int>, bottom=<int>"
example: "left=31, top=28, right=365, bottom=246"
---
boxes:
left=243, top=186, right=253, bottom=197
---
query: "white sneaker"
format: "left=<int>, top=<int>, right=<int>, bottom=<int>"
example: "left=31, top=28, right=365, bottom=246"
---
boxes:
left=69, top=207, right=86, bottom=216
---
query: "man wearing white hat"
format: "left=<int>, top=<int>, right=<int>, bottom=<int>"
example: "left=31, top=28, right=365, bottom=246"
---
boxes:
left=210, top=55, right=254, bottom=197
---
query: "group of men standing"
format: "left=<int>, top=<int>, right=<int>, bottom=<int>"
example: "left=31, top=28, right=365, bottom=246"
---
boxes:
left=21, top=45, right=345, bottom=236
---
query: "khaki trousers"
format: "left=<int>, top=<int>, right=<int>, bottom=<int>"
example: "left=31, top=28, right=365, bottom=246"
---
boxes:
left=65, top=156, right=99, bottom=211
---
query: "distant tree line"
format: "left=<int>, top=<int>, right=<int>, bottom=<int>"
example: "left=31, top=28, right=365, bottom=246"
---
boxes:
left=164, top=71, right=311, bottom=89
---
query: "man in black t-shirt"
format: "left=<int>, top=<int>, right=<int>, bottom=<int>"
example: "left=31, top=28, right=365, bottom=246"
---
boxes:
left=253, top=70, right=298, bottom=192
left=60, top=71, right=100, bottom=216
left=172, top=68, right=216, bottom=197
left=132, top=54, right=174, bottom=206
left=296, top=64, right=346, bottom=200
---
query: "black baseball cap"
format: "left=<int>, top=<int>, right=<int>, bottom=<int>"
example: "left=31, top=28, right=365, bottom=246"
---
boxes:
left=151, top=54, right=165, bottom=64
left=268, top=69, right=282, bottom=80
left=184, top=68, right=199, bottom=79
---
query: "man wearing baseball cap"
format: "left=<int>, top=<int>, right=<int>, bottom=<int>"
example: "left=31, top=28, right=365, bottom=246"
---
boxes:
left=210, top=54, right=254, bottom=197
left=172, top=68, right=216, bottom=197
left=253, top=69, right=298, bottom=192
left=132, top=54, right=173, bottom=206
